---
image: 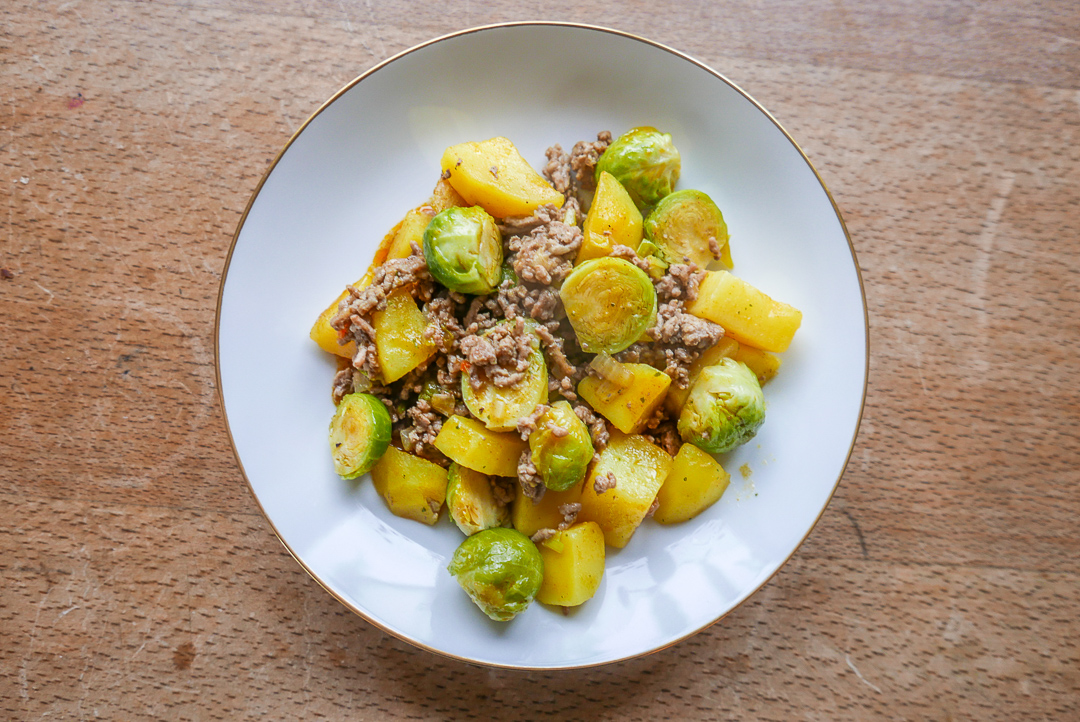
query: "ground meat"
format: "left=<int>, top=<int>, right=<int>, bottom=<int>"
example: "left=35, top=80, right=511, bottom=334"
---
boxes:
left=423, top=292, right=466, bottom=346
left=593, top=472, right=617, bottom=495
left=460, top=317, right=536, bottom=391
left=609, top=244, right=652, bottom=273
left=557, top=502, right=581, bottom=530
left=543, top=144, right=573, bottom=196
left=508, top=205, right=582, bottom=286
left=516, top=403, right=550, bottom=440
left=400, top=398, right=443, bottom=459
left=643, top=421, right=682, bottom=457
left=490, top=476, right=516, bottom=507
left=517, top=450, right=545, bottom=502
left=655, top=262, right=706, bottom=302
left=645, top=495, right=660, bottom=519
left=708, top=236, right=724, bottom=261
left=569, top=131, right=612, bottom=191
left=574, top=404, right=610, bottom=454
left=330, top=365, right=356, bottom=405
left=521, top=286, right=561, bottom=322
left=531, top=528, right=557, bottom=544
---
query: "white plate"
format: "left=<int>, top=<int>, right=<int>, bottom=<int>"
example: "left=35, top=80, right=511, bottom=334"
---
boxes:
left=216, top=22, right=867, bottom=669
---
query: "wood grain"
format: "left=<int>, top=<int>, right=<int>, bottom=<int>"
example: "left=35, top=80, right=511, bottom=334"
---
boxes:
left=2, top=0, right=1078, bottom=718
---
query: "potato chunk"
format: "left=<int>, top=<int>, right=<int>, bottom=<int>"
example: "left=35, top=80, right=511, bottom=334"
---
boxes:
left=371, top=288, right=438, bottom=383
left=577, top=171, right=643, bottom=264
left=578, top=431, right=673, bottom=548
left=578, top=362, right=671, bottom=434
left=510, top=484, right=583, bottom=538
left=370, top=446, right=448, bottom=525
left=686, top=271, right=802, bottom=353
left=433, top=415, right=527, bottom=478
left=653, top=444, right=731, bottom=524
left=536, top=522, right=606, bottom=607
left=441, top=137, right=564, bottom=218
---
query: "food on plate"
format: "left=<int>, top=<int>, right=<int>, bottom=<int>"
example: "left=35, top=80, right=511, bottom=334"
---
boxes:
left=559, top=257, right=657, bottom=354
left=677, top=358, right=766, bottom=454
left=643, top=188, right=731, bottom=270
left=313, top=130, right=802, bottom=620
left=448, top=527, right=544, bottom=621
left=446, top=463, right=512, bottom=536
left=595, top=126, right=681, bottom=208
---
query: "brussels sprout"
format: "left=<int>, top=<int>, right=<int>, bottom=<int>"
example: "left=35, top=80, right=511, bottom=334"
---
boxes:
left=422, top=206, right=503, bottom=294
left=595, top=127, right=681, bottom=209
left=678, top=358, right=765, bottom=454
left=529, top=401, right=594, bottom=492
left=461, top=322, right=548, bottom=432
left=643, top=189, right=730, bottom=269
left=559, top=257, right=657, bottom=354
left=328, top=393, right=392, bottom=479
left=447, top=527, right=544, bottom=621
left=446, top=463, right=511, bottom=536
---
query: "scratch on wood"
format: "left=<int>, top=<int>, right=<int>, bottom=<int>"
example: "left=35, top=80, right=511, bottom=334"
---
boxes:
left=846, top=653, right=883, bottom=694
left=841, top=508, right=869, bottom=559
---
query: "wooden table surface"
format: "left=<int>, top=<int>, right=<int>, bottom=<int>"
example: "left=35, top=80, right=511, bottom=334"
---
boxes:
left=3, top=1, right=1078, bottom=719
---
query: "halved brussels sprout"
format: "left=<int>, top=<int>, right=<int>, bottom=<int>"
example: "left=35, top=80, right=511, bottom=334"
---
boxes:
left=461, top=322, right=548, bottom=432
left=559, top=257, right=657, bottom=354
left=447, top=527, right=544, bottom=622
left=422, top=206, right=503, bottom=294
left=595, top=127, right=681, bottom=209
left=446, top=463, right=511, bottom=536
left=528, top=400, right=594, bottom=492
left=678, top=358, right=765, bottom=454
left=328, top=393, right=392, bottom=479
left=643, top=189, right=731, bottom=269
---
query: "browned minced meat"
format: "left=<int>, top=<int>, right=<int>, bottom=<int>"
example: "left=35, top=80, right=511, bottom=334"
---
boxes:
left=530, top=528, right=557, bottom=544
left=593, top=472, right=617, bottom=495
left=609, top=244, right=652, bottom=274
left=645, top=495, right=660, bottom=519
left=508, top=204, right=583, bottom=286
left=400, top=399, right=444, bottom=459
left=517, top=450, right=545, bottom=502
left=515, top=403, right=550, bottom=440
left=331, top=244, right=432, bottom=380
left=557, top=502, right=581, bottom=530
left=574, top=404, right=610, bottom=453
left=543, top=144, right=573, bottom=196
left=460, top=316, right=537, bottom=391
left=490, top=476, right=516, bottom=507
left=331, top=365, right=355, bottom=405
left=708, top=236, right=724, bottom=261
left=570, top=131, right=612, bottom=191
left=655, top=262, right=706, bottom=303
left=643, top=420, right=682, bottom=458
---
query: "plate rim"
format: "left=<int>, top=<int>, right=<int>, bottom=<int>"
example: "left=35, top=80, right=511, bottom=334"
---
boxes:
left=213, top=20, right=870, bottom=670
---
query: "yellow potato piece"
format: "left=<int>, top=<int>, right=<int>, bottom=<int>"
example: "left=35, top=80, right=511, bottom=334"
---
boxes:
left=577, top=171, right=643, bottom=264
left=733, top=344, right=782, bottom=385
left=686, top=271, right=803, bottom=353
left=433, top=415, right=527, bottom=478
left=536, top=522, right=606, bottom=607
left=578, top=362, right=670, bottom=434
left=370, top=446, right=448, bottom=525
left=510, top=484, right=583, bottom=538
left=441, top=137, right=564, bottom=218
left=309, top=288, right=356, bottom=358
left=371, top=288, right=438, bottom=384
left=578, top=431, right=673, bottom=549
left=653, top=444, right=731, bottom=524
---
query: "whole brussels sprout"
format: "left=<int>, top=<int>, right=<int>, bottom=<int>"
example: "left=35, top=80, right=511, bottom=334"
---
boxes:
left=446, top=463, right=511, bottom=536
left=528, top=401, right=594, bottom=492
left=422, top=206, right=503, bottom=294
left=678, top=358, right=765, bottom=454
left=595, top=127, right=681, bottom=209
left=559, top=257, right=657, bottom=355
left=328, top=393, right=392, bottom=479
left=643, top=189, right=730, bottom=269
left=447, top=527, right=543, bottom=621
